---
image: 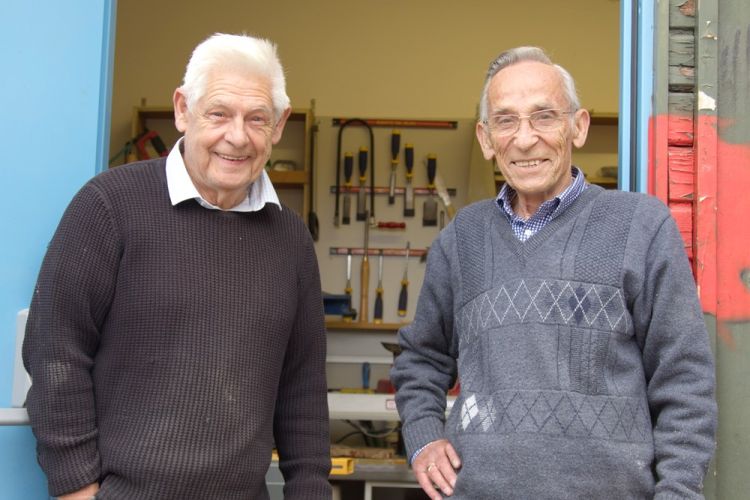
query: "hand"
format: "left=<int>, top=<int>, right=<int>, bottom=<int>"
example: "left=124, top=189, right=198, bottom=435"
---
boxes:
left=57, top=482, right=99, bottom=500
left=412, top=439, right=461, bottom=500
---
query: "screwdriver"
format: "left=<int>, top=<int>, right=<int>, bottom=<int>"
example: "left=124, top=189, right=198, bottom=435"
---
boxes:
left=356, top=147, right=368, bottom=221
left=398, top=242, right=410, bottom=317
left=374, top=250, right=384, bottom=324
left=388, top=130, right=400, bottom=204
left=342, top=152, right=353, bottom=225
left=404, top=144, right=415, bottom=217
left=344, top=248, right=353, bottom=322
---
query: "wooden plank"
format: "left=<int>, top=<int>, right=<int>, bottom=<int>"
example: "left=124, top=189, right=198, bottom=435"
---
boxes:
left=669, top=30, right=695, bottom=67
left=668, top=114, right=694, bottom=146
left=668, top=92, right=694, bottom=115
left=692, top=0, right=718, bottom=319
left=669, top=65, right=695, bottom=91
left=650, top=0, right=671, bottom=198
left=669, top=0, right=695, bottom=29
left=669, top=202, right=693, bottom=260
left=668, top=146, right=694, bottom=201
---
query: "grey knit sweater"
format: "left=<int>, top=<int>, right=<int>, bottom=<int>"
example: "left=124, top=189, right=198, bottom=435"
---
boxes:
left=23, top=159, right=331, bottom=499
left=392, top=186, right=716, bottom=499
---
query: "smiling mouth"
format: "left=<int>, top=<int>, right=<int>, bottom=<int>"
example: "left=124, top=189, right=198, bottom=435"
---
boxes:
left=217, top=153, right=250, bottom=162
left=512, top=159, right=546, bottom=168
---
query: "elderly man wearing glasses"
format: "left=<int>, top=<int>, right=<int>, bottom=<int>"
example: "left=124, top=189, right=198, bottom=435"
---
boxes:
left=392, top=46, right=716, bottom=500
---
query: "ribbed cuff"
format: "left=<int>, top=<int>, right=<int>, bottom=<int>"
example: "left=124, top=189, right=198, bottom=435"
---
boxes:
left=401, top=416, right=446, bottom=462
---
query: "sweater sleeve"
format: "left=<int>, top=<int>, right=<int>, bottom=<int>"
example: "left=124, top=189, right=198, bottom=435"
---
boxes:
left=23, top=183, right=120, bottom=496
left=391, top=226, right=458, bottom=460
left=631, top=201, right=717, bottom=499
left=273, top=230, right=332, bottom=498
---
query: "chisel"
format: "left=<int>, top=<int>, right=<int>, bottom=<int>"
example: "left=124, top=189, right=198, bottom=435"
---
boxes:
left=342, top=152, right=353, bottom=225
left=403, top=144, right=415, bottom=217
left=344, top=248, right=353, bottom=322
left=373, top=250, right=384, bottom=324
left=434, top=170, right=457, bottom=220
left=356, top=147, right=368, bottom=221
left=359, top=214, right=370, bottom=323
left=398, top=242, right=410, bottom=317
left=388, top=130, right=400, bottom=204
left=423, top=154, right=438, bottom=226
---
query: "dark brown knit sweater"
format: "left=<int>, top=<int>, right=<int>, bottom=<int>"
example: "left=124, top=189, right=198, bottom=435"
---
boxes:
left=23, top=159, right=331, bottom=499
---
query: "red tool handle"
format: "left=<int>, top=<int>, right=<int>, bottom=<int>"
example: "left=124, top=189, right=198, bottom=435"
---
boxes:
left=376, top=222, right=406, bottom=229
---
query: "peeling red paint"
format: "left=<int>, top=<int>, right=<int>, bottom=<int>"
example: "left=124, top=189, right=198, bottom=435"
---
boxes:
left=651, top=113, right=750, bottom=347
left=678, top=0, right=695, bottom=17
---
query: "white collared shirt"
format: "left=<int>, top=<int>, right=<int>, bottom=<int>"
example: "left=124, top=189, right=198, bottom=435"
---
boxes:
left=165, top=137, right=282, bottom=212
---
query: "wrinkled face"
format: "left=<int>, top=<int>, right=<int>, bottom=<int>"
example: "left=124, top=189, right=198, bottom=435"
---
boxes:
left=173, top=69, right=290, bottom=209
left=476, top=61, right=589, bottom=209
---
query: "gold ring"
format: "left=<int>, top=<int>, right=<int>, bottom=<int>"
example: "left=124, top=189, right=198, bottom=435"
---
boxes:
left=426, top=463, right=436, bottom=473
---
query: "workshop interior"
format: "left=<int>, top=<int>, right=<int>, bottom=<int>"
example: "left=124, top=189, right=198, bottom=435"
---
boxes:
left=105, top=4, right=621, bottom=497
left=4, top=2, right=621, bottom=498
left=13, top=0, right=742, bottom=499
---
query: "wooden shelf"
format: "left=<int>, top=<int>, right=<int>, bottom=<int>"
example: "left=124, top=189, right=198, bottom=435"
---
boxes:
left=589, top=111, right=618, bottom=125
left=326, top=320, right=405, bottom=332
left=267, top=169, right=308, bottom=187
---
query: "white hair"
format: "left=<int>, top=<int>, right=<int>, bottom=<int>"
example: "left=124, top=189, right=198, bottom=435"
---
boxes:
left=478, top=46, right=581, bottom=123
left=180, top=33, right=290, bottom=118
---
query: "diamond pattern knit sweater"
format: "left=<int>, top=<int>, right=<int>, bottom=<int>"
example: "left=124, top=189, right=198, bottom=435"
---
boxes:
left=392, top=185, right=716, bottom=499
left=23, top=159, right=331, bottom=499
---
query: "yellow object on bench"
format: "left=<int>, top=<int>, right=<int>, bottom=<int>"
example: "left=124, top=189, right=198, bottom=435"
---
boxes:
left=271, top=451, right=354, bottom=476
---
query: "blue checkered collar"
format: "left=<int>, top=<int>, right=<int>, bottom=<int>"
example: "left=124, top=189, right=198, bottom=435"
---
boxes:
left=496, top=166, right=587, bottom=241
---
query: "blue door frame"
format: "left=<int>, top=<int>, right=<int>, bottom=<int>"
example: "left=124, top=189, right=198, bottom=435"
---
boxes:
left=619, top=0, right=654, bottom=193
left=0, top=1, right=117, bottom=497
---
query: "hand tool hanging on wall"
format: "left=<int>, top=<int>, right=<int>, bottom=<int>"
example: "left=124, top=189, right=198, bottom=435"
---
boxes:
left=342, top=152, right=354, bottom=225
left=375, top=221, right=406, bottom=230
left=373, top=250, right=384, bottom=324
left=388, top=130, right=400, bottom=204
left=423, top=154, right=438, bottom=226
left=398, top=242, right=410, bottom=317
left=356, top=147, right=369, bottom=221
left=334, top=119, right=375, bottom=227
left=344, top=249, right=354, bottom=322
left=135, top=129, right=168, bottom=160
left=434, top=170, right=457, bottom=220
left=403, top=144, right=415, bottom=217
left=359, top=213, right=371, bottom=323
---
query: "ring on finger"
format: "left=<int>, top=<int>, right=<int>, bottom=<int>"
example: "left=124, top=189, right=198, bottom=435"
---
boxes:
left=426, top=463, right=436, bottom=473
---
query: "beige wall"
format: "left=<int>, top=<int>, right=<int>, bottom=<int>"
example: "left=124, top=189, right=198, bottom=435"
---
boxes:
left=110, top=0, right=620, bottom=156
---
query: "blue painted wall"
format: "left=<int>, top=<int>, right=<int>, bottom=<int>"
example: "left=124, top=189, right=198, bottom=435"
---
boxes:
left=0, top=1, right=116, bottom=497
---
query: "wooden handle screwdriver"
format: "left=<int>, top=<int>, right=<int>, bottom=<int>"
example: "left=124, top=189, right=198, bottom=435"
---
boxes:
left=359, top=213, right=370, bottom=323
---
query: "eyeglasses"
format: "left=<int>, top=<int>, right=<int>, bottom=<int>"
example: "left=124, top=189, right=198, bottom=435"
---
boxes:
left=484, top=109, right=574, bottom=136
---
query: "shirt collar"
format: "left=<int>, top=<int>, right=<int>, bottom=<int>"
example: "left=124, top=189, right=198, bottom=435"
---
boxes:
left=496, top=166, right=586, bottom=222
left=165, top=137, right=281, bottom=212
